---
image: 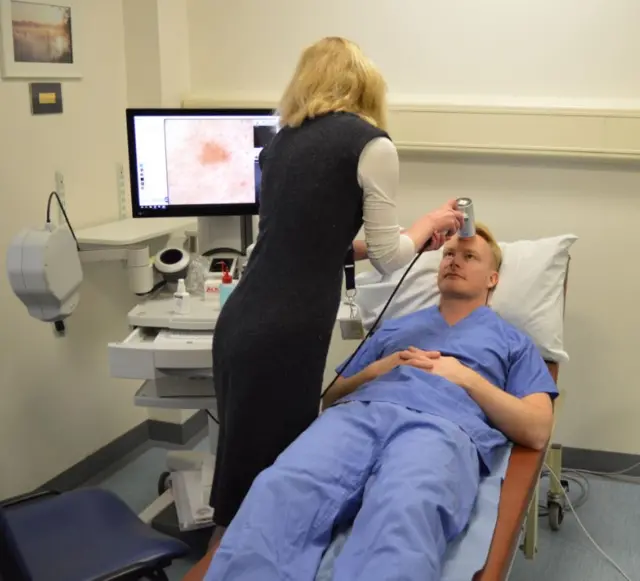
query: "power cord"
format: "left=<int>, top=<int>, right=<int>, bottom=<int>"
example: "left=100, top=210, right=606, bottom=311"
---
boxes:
left=575, top=459, right=640, bottom=479
left=206, top=410, right=219, bottom=425
left=545, top=463, right=635, bottom=581
left=541, top=460, right=640, bottom=517
left=46, top=191, right=78, bottom=250
left=46, top=191, right=79, bottom=335
left=136, top=280, right=167, bottom=297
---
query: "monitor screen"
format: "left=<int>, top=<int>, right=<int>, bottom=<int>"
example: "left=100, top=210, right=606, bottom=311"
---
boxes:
left=126, top=108, right=279, bottom=218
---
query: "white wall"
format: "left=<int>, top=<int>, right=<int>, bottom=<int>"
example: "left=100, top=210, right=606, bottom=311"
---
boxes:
left=187, top=0, right=640, bottom=454
left=188, top=0, right=640, bottom=109
left=0, top=0, right=147, bottom=498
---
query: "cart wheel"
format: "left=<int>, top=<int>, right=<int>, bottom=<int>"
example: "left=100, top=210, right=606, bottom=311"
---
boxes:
left=548, top=502, right=564, bottom=531
left=158, top=471, right=171, bottom=495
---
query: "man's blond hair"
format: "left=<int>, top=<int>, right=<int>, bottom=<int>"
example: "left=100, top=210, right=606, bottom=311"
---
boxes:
left=277, top=37, right=388, bottom=131
left=474, top=222, right=503, bottom=271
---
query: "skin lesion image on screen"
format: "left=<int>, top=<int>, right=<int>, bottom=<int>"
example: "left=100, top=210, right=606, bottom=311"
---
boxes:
left=164, top=118, right=256, bottom=205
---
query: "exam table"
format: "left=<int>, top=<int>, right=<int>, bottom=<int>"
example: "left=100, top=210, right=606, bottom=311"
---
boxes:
left=112, top=233, right=575, bottom=581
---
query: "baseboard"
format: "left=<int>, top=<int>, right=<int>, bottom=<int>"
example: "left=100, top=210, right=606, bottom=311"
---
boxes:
left=562, top=446, right=640, bottom=477
left=39, top=425, right=639, bottom=496
left=41, top=410, right=209, bottom=492
left=148, top=409, right=208, bottom=445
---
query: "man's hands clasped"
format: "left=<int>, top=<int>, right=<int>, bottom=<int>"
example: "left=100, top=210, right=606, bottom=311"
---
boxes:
left=365, top=346, right=476, bottom=389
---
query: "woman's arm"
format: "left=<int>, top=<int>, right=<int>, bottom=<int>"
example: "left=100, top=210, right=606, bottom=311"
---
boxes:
left=357, top=139, right=461, bottom=273
left=357, top=138, right=418, bottom=273
left=353, top=228, right=407, bottom=261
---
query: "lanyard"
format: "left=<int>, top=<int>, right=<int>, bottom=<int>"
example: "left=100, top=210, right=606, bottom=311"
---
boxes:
left=341, top=244, right=364, bottom=337
left=344, top=244, right=356, bottom=296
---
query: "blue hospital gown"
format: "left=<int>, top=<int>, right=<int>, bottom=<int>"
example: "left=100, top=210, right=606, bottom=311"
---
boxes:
left=337, top=305, right=559, bottom=473
left=204, top=305, right=559, bottom=581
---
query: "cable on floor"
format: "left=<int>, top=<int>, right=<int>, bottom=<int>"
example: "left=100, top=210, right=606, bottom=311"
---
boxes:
left=545, top=462, right=635, bottom=581
left=574, top=459, right=640, bottom=479
left=538, top=469, right=590, bottom=517
left=537, top=458, right=640, bottom=517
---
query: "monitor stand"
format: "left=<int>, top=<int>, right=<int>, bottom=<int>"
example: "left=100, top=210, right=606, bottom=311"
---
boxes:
left=196, top=215, right=254, bottom=256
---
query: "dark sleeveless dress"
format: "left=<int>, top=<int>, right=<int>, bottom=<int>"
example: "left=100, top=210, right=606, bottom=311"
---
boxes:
left=209, top=111, right=389, bottom=526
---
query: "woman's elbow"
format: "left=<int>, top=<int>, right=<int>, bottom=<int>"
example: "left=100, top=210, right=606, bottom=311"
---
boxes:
left=366, top=233, right=416, bottom=275
left=369, top=251, right=410, bottom=276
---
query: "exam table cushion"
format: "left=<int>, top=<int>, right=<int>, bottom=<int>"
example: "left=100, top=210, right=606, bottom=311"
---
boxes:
left=353, top=234, right=576, bottom=363
left=474, top=444, right=546, bottom=581
left=2, top=487, right=189, bottom=581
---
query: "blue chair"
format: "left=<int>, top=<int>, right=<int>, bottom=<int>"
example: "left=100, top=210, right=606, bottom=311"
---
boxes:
left=0, top=487, right=190, bottom=581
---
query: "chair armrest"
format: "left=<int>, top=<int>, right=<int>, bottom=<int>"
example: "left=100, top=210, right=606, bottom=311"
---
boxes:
left=473, top=444, right=547, bottom=581
left=1, top=490, right=60, bottom=509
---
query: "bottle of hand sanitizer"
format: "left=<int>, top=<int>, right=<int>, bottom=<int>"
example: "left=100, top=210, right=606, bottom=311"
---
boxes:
left=219, top=267, right=236, bottom=308
left=174, top=278, right=190, bottom=315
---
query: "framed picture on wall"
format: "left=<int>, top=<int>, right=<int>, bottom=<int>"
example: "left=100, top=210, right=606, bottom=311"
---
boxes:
left=0, top=0, right=81, bottom=79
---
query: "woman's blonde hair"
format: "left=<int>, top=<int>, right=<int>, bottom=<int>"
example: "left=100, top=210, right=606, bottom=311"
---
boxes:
left=277, top=37, right=388, bottom=131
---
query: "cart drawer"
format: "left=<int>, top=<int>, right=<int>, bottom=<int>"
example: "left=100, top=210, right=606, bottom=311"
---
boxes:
left=108, top=328, right=213, bottom=380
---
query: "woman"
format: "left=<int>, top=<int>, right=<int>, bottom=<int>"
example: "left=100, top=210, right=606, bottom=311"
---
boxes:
left=188, top=36, right=464, bottom=577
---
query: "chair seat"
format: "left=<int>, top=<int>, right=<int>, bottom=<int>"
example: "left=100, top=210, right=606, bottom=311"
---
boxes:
left=5, top=488, right=189, bottom=581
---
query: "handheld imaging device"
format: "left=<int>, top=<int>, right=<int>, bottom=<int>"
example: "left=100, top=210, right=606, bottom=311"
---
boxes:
left=456, top=197, right=476, bottom=239
left=323, top=197, right=476, bottom=401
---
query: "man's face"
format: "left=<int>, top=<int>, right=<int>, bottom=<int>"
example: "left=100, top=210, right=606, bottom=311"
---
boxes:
left=437, top=234, right=499, bottom=300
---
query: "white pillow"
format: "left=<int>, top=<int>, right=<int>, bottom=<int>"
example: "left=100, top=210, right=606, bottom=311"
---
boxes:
left=351, top=234, right=577, bottom=363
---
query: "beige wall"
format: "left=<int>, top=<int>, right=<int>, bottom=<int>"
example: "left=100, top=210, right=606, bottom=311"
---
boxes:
left=187, top=0, right=640, bottom=109
left=0, top=0, right=147, bottom=498
left=2, top=0, right=639, bottom=499
left=187, top=0, right=640, bottom=455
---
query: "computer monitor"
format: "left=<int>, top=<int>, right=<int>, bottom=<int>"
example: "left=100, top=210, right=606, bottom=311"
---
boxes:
left=126, top=108, right=279, bottom=218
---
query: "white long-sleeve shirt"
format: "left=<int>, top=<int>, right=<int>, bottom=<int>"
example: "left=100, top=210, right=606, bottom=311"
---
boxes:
left=357, top=137, right=416, bottom=275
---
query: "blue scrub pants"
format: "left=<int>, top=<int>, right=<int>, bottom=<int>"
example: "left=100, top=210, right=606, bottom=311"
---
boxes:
left=204, top=401, right=481, bottom=581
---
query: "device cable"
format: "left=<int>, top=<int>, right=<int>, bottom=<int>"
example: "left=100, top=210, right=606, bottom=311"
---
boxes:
left=320, top=237, right=432, bottom=401
left=575, top=460, right=640, bottom=478
left=136, top=280, right=167, bottom=297
left=545, top=463, right=635, bottom=581
left=203, top=247, right=242, bottom=258
left=46, top=191, right=79, bottom=250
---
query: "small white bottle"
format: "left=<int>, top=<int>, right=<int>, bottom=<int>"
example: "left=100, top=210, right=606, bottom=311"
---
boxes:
left=174, top=278, right=190, bottom=314
left=203, top=274, right=220, bottom=302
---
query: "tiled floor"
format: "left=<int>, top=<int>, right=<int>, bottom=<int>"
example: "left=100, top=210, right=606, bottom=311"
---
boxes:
left=90, top=431, right=640, bottom=580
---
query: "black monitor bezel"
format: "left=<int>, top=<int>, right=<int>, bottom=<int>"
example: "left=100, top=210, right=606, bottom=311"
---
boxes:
left=126, top=107, right=277, bottom=218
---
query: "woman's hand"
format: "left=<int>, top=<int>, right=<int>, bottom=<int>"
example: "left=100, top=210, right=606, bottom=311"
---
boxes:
left=424, top=231, right=447, bottom=251
left=426, top=199, right=465, bottom=238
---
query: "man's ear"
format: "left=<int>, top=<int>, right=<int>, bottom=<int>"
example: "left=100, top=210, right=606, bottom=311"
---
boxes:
left=488, top=271, right=499, bottom=290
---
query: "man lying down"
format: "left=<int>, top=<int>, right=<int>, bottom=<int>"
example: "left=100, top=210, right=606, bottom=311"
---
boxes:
left=203, top=224, right=559, bottom=581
